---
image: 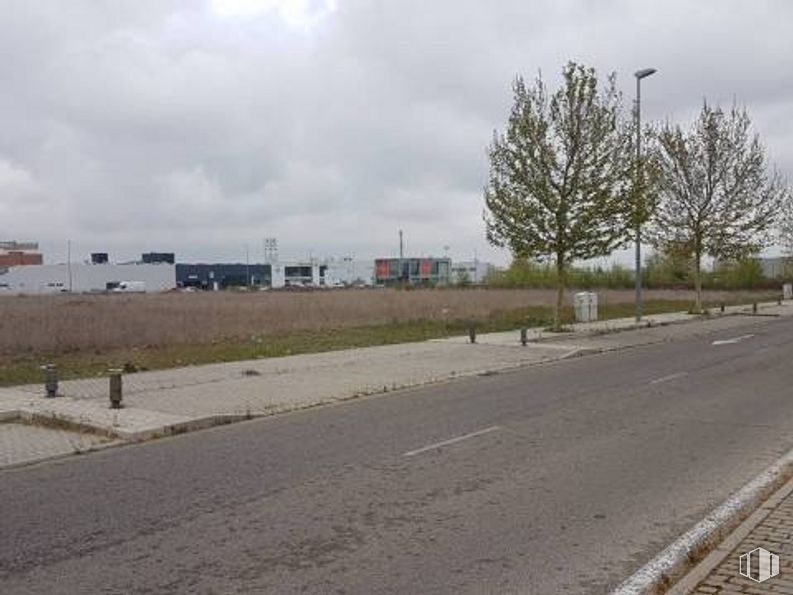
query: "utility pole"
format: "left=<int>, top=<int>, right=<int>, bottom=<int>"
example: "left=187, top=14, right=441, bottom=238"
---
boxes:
left=634, top=67, right=657, bottom=322
left=398, top=229, right=404, bottom=285
left=67, top=239, right=73, bottom=293
left=245, top=243, right=250, bottom=288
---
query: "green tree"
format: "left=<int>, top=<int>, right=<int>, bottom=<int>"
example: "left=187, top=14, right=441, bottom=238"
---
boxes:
left=484, top=62, right=634, bottom=329
left=651, top=103, right=788, bottom=311
left=780, top=194, right=793, bottom=257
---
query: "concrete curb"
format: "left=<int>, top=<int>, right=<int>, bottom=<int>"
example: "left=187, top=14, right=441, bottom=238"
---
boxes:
left=6, top=409, right=111, bottom=437
left=0, top=439, right=122, bottom=471
left=611, top=446, right=793, bottom=594
left=0, top=409, right=20, bottom=422
left=667, top=476, right=793, bottom=594
left=110, top=413, right=253, bottom=441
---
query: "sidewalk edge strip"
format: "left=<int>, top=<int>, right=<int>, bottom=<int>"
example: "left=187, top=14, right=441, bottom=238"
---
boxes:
left=611, top=447, right=793, bottom=595
left=667, top=476, right=793, bottom=594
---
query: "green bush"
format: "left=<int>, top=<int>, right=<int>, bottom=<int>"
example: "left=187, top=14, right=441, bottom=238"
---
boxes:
left=705, top=258, right=767, bottom=290
left=487, top=258, right=633, bottom=289
left=489, top=255, right=782, bottom=290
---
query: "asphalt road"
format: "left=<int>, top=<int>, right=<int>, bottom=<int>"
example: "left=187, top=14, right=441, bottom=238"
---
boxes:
left=2, top=315, right=793, bottom=594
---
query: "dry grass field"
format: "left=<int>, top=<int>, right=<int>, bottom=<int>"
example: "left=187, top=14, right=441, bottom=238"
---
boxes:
left=0, top=287, right=769, bottom=357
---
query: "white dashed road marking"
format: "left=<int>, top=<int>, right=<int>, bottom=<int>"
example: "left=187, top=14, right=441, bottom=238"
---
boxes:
left=649, top=372, right=689, bottom=385
left=712, top=334, right=755, bottom=346
left=403, top=426, right=502, bottom=457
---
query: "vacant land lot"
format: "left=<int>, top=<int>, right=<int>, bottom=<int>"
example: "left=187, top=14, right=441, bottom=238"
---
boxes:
left=0, top=287, right=768, bottom=354
left=0, top=288, right=772, bottom=385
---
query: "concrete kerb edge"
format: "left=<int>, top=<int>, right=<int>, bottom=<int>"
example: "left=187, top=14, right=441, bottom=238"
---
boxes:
left=112, top=413, right=254, bottom=442
left=0, top=439, right=123, bottom=472
left=13, top=409, right=116, bottom=439
left=1, top=407, right=248, bottom=443
left=611, top=446, right=793, bottom=595
left=667, top=476, right=793, bottom=595
left=137, top=347, right=600, bottom=437
left=0, top=409, right=20, bottom=422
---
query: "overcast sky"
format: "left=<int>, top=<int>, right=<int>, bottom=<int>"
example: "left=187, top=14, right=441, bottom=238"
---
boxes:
left=1, top=1, right=791, bottom=265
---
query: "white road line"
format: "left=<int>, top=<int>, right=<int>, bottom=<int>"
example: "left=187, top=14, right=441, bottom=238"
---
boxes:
left=649, top=371, right=688, bottom=385
left=712, top=333, right=755, bottom=346
left=403, top=426, right=502, bottom=457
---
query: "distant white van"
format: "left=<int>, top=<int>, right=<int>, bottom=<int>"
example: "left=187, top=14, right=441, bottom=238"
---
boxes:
left=112, top=281, right=146, bottom=293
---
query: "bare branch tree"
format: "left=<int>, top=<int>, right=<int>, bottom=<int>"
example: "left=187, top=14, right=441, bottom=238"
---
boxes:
left=484, top=62, right=634, bottom=329
left=650, top=102, right=788, bottom=311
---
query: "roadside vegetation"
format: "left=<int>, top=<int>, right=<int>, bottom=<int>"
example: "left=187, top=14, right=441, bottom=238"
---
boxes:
left=0, top=289, right=775, bottom=387
left=484, top=62, right=635, bottom=329
left=484, top=61, right=792, bottom=321
left=487, top=255, right=791, bottom=291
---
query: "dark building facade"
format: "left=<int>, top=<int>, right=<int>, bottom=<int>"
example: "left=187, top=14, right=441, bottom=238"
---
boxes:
left=176, top=263, right=271, bottom=289
left=142, top=252, right=175, bottom=265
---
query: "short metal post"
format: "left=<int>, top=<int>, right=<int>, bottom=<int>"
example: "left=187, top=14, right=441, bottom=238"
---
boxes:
left=42, top=364, right=58, bottom=398
left=752, top=302, right=758, bottom=314
left=720, top=302, right=725, bottom=313
left=520, top=328, right=528, bottom=346
left=468, top=326, right=476, bottom=344
left=108, top=369, right=123, bottom=409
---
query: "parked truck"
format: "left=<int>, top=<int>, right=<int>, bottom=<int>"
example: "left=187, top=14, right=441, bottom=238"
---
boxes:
left=112, top=280, right=146, bottom=293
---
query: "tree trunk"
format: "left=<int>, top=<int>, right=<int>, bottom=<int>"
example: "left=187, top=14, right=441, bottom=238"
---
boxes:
left=554, top=257, right=565, bottom=331
left=693, top=252, right=703, bottom=313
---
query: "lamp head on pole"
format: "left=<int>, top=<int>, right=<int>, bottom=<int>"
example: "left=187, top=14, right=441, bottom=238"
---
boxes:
left=635, top=67, right=657, bottom=80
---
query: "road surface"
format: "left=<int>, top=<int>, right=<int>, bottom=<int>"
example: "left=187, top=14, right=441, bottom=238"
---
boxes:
left=2, top=316, right=793, bottom=594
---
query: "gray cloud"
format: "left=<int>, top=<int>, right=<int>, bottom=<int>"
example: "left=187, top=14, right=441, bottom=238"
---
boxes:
left=1, top=0, right=792, bottom=265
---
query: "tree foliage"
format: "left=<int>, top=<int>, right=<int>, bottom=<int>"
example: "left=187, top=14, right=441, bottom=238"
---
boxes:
left=650, top=102, right=788, bottom=310
left=780, top=194, right=793, bottom=256
left=484, top=62, right=634, bottom=327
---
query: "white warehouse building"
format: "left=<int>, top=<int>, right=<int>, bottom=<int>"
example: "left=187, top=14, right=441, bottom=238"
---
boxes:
left=0, top=263, right=176, bottom=295
left=450, top=260, right=496, bottom=284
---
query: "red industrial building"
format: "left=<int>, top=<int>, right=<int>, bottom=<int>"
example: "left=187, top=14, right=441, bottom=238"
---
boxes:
left=374, top=257, right=451, bottom=287
left=0, top=241, right=43, bottom=267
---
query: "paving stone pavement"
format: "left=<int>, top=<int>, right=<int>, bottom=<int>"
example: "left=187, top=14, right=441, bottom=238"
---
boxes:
left=684, top=482, right=793, bottom=594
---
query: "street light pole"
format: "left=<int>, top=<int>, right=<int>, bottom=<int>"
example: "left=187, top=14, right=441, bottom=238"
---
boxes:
left=634, top=67, right=657, bottom=322
left=245, top=243, right=250, bottom=288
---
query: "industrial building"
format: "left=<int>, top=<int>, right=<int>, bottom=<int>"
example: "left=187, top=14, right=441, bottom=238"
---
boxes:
left=374, top=257, right=451, bottom=286
left=1, top=241, right=468, bottom=293
left=0, top=263, right=176, bottom=294
left=450, top=260, right=496, bottom=284
left=176, top=258, right=374, bottom=289
left=0, top=241, right=43, bottom=267
left=142, top=252, right=176, bottom=265
left=177, top=263, right=271, bottom=289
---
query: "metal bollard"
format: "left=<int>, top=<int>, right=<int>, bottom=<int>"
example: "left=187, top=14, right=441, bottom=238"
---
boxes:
left=108, top=369, right=123, bottom=409
left=752, top=302, right=758, bottom=314
left=42, top=364, right=58, bottom=398
left=468, top=327, right=476, bottom=344
left=720, top=302, right=725, bottom=313
left=520, top=328, right=528, bottom=346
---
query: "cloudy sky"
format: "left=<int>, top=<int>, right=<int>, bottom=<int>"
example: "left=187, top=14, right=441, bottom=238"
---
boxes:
left=1, top=1, right=791, bottom=265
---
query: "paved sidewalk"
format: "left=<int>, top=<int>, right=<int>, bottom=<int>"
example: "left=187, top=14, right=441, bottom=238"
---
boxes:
left=1, top=300, right=789, bottom=469
left=673, top=478, right=793, bottom=594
